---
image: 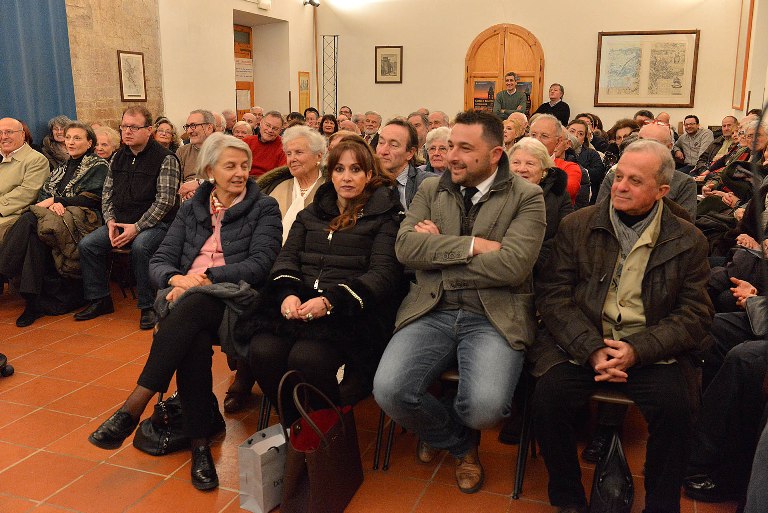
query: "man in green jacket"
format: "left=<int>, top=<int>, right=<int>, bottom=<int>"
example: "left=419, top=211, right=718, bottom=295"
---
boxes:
left=374, top=110, right=545, bottom=494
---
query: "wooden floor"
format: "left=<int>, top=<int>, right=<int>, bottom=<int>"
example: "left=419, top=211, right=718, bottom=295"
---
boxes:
left=0, top=285, right=739, bottom=513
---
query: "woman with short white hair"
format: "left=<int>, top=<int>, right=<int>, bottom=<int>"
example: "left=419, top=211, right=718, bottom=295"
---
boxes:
left=420, top=126, right=450, bottom=175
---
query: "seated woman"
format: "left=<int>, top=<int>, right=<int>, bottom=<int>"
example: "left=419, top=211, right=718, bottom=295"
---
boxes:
left=221, top=125, right=327, bottom=413
left=153, top=117, right=181, bottom=153
left=231, top=120, right=253, bottom=140
left=0, top=121, right=108, bottom=327
left=93, top=126, right=120, bottom=163
left=567, top=119, right=606, bottom=204
left=419, top=126, right=450, bottom=175
left=319, top=114, right=338, bottom=140
left=41, top=115, right=72, bottom=170
left=249, top=137, right=405, bottom=425
left=508, top=137, right=573, bottom=276
left=87, top=133, right=282, bottom=491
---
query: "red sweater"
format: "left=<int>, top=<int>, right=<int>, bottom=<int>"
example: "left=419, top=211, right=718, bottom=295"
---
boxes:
left=244, top=135, right=287, bottom=177
left=555, top=158, right=582, bottom=205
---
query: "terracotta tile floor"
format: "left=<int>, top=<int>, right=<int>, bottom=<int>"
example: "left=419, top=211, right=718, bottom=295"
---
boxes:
left=0, top=286, right=740, bottom=512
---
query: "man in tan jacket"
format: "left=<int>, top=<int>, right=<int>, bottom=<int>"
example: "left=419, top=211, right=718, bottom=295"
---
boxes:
left=0, top=118, right=49, bottom=244
left=374, top=110, right=546, bottom=494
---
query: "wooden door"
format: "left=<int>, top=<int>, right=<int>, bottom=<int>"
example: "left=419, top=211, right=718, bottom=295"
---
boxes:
left=234, top=24, right=254, bottom=121
left=465, top=24, right=545, bottom=116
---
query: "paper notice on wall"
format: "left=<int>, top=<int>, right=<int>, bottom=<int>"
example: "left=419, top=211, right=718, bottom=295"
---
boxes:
left=235, top=58, right=254, bottom=81
left=236, top=90, right=251, bottom=111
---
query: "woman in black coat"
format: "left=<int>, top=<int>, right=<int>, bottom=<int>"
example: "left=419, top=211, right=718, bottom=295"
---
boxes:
left=566, top=119, right=606, bottom=204
left=508, top=137, right=573, bottom=276
left=249, top=137, right=405, bottom=424
left=87, top=133, right=282, bottom=491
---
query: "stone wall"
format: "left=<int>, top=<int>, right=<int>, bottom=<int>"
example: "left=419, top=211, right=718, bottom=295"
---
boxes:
left=65, top=0, right=164, bottom=128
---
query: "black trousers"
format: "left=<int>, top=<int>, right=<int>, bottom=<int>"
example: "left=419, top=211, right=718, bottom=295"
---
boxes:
left=0, top=211, right=54, bottom=296
left=687, top=339, right=768, bottom=494
left=703, top=311, right=754, bottom=390
left=249, top=332, right=343, bottom=426
left=137, top=293, right=225, bottom=439
left=533, top=361, right=692, bottom=513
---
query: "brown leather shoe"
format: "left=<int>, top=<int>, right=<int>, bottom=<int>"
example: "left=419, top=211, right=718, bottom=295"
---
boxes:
left=416, top=439, right=439, bottom=464
left=455, top=445, right=484, bottom=494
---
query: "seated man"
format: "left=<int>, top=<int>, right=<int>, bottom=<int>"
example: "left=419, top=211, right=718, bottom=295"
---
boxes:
left=75, top=106, right=181, bottom=329
left=244, top=111, right=286, bottom=177
left=375, top=110, right=546, bottom=494
left=531, top=139, right=713, bottom=513
left=0, top=118, right=49, bottom=244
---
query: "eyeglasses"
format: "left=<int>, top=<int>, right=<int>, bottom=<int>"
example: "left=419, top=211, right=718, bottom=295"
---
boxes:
left=119, top=125, right=150, bottom=133
left=182, top=122, right=211, bottom=132
left=261, top=122, right=281, bottom=133
left=427, top=145, right=449, bottom=154
left=155, top=129, right=174, bottom=135
left=0, top=129, right=23, bottom=137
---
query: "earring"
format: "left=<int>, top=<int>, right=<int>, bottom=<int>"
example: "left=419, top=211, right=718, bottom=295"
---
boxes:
left=208, top=177, right=215, bottom=184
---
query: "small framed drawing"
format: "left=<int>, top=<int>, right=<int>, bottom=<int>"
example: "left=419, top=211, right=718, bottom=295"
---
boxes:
left=118, top=50, right=147, bottom=102
left=375, top=46, right=403, bottom=84
left=594, top=30, right=700, bottom=108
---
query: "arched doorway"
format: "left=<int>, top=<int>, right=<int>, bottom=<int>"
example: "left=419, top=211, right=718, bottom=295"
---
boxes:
left=464, top=24, right=545, bottom=117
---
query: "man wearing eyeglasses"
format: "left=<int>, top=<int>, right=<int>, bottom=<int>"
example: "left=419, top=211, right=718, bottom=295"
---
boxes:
left=243, top=111, right=287, bottom=177
left=176, top=109, right=215, bottom=200
left=0, top=118, right=49, bottom=245
left=75, top=106, right=181, bottom=330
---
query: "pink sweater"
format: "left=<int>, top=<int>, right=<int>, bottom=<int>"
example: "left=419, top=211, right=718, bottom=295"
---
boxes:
left=188, top=188, right=246, bottom=275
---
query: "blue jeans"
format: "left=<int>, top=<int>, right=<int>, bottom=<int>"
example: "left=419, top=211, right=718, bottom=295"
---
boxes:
left=373, top=309, right=524, bottom=457
left=78, top=223, right=168, bottom=310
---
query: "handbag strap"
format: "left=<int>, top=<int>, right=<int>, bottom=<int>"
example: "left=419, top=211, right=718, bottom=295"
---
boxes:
left=277, top=370, right=307, bottom=439
left=291, top=382, right=346, bottom=449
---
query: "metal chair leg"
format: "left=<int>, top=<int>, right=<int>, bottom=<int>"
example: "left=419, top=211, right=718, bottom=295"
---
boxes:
left=382, top=418, right=397, bottom=470
left=258, top=396, right=272, bottom=431
left=373, top=409, right=386, bottom=470
left=513, top=377, right=535, bottom=499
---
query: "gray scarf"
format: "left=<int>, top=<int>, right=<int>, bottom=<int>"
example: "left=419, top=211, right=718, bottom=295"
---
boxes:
left=610, top=201, right=660, bottom=280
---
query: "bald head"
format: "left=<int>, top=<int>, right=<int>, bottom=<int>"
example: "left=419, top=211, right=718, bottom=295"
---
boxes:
left=639, top=122, right=673, bottom=149
left=656, top=112, right=671, bottom=124
left=339, top=119, right=360, bottom=134
left=0, top=117, right=26, bottom=154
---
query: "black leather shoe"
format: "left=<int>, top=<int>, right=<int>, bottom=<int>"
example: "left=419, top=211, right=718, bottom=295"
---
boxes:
left=497, top=414, right=522, bottom=445
left=582, top=428, right=612, bottom=463
left=191, top=445, right=219, bottom=491
left=16, top=305, right=41, bottom=327
left=139, top=308, right=157, bottom=330
left=683, top=474, right=738, bottom=502
left=74, top=296, right=114, bottom=321
left=88, top=410, right=139, bottom=450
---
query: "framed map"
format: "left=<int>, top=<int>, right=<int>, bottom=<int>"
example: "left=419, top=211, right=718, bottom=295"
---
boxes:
left=594, top=30, right=700, bottom=107
left=117, top=51, right=147, bottom=102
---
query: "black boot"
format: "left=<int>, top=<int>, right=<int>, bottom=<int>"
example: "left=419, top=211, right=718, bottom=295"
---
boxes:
left=74, top=296, right=114, bottom=321
left=88, top=410, right=139, bottom=450
left=16, top=296, right=41, bottom=327
left=191, top=444, right=219, bottom=490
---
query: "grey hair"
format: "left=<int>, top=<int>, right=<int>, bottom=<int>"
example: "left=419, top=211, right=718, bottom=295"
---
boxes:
left=746, top=119, right=768, bottom=134
left=190, top=109, right=215, bottom=125
left=407, top=112, right=429, bottom=127
left=622, top=139, right=674, bottom=186
left=195, top=132, right=252, bottom=180
left=94, top=125, right=120, bottom=149
left=281, top=125, right=328, bottom=156
left=352, top=113, right=365, bottom=123
left=48, top=115, right=72, bottom=131
left=364, top=111, right=382, bottom=121
left=426, top=126, right=450, bottom=147
left=531, top=113, right=563, bottom=136
left=430, top=111, right=450, bottom=126
left=509, top=137, right=555, bottom=170
left=232, top=121, right=253, bottom=135
left=563, top=130, right=580, bottom=153
left=263, top=111, right=284, bottom=123
left=221, top=109, right=236, bottom=118
left=212, top=112, right=226, bottom=131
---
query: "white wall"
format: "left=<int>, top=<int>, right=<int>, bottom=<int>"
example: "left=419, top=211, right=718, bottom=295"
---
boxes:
left=157, top=0, right=315, bottom=129
left=744, top=0, right=768, bottom=113
left=253, top=21, right=291, bottom=112
left=317, top=0, right=752, bottom=128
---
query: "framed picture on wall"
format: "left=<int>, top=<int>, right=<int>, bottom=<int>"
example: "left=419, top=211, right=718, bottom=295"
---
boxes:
left=117, top=50, right=147, bottom=102
left=298, top=71, right=310, bottom=113
left=594, top=30, right=700, bottom=108
left=375, top=46, right=403, bottom=84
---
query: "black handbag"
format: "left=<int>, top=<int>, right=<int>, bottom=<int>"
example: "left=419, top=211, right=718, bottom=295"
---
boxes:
left=277, top=371, right=364, bottom=513
left=588, top=430, right=634, bottom=513
left=132, top=391, right=225, bottom=456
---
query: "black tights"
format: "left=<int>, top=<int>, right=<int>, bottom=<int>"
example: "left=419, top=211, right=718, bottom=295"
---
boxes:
left=249, top=332, right=343, bottom=426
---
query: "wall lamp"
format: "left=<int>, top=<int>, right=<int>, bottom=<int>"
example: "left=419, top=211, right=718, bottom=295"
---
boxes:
left=304, top=0, right=320, bottom=6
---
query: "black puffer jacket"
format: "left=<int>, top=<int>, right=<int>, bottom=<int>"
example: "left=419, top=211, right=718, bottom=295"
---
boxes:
left=535, top=167, right=573, bottom=276
left=149, top=180, right=282, bottom=289
left=264, top=182, right=406, bottom=399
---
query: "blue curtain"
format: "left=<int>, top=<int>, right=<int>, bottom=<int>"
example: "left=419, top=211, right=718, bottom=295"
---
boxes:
left=0, top=0, right=77, bottom=145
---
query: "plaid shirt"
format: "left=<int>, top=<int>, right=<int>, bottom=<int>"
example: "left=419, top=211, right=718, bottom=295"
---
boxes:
left=102, top=154, right=181, bottom=231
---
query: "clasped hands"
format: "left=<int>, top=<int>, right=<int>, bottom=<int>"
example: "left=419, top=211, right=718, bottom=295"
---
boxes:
left=107, top=219, right=139, bottom=248
left=166, top=273, right=212, bottom=302
left=281, top=295, right=326, bottom=322
left=588, top=339, right=637, bottom=383
left=413, top=220, right=501, bottom=255
left=36, top=197, right=66, bottom=216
